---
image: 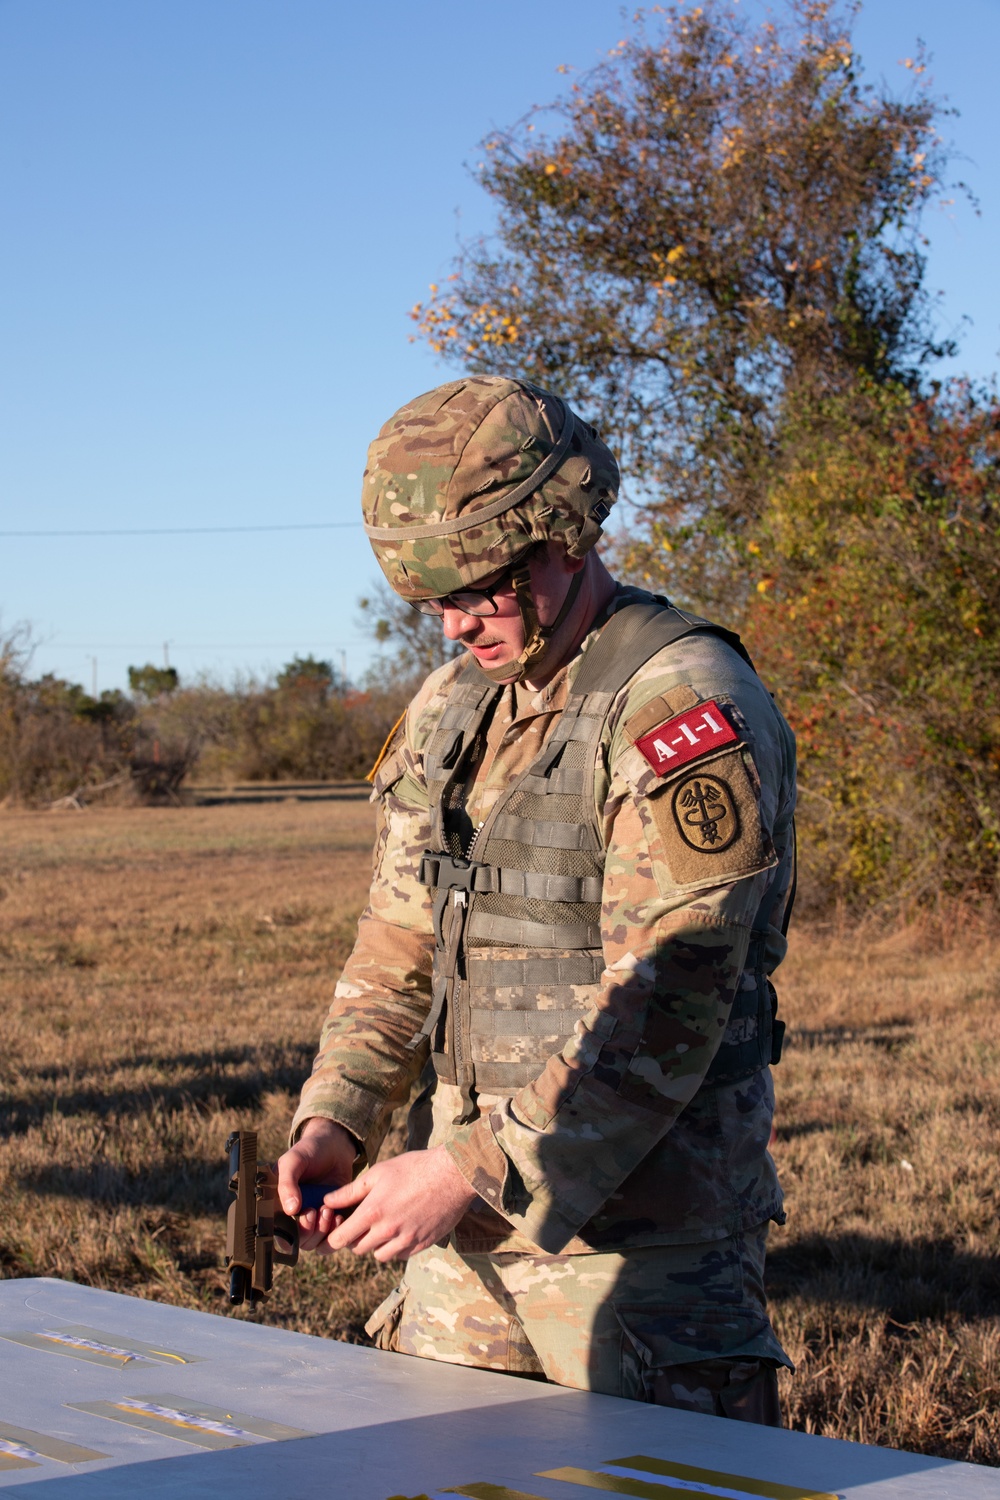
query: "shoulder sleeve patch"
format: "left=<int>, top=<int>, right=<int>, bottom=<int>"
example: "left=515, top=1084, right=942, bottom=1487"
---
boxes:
left=626, top=697, right=738, bottom=776
left=643, top=745, right=777, bottom=890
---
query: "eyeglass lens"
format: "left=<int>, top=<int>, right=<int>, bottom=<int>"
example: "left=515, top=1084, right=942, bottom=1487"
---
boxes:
left=413, top=590, right=500, bottom=618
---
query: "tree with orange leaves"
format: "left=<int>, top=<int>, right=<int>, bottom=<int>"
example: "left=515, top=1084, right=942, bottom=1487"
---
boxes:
left=413, top=0, right=959, bottom=571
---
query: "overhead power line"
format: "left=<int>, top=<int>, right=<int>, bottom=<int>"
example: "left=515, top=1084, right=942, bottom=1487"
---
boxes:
left=0, top=521, right=360, bottom=538
left=53, top=642, right=365, bottom=650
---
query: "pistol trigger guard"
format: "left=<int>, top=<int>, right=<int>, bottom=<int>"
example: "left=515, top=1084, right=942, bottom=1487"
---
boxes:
left=273, top=1209, right=300, bottom=1267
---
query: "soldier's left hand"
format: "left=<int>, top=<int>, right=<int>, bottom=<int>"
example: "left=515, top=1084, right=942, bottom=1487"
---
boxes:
left=312, top=1148, right=478, bottom=1262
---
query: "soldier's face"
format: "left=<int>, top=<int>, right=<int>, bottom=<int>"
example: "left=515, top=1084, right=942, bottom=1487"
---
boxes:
left=439, top=544, right=579, bottom=676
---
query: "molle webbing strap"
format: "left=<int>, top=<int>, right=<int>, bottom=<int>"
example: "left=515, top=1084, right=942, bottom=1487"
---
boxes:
left=543, top=707, right=610, bottom=741
left=466, top=953, right=605, bottom=987
left=487, top=813, right=601, bottom=850
left=473, top=1061, right=561, bottom=1091
left=466, top=911, right=603, bottom=949
left=513, top=768, right=585, bottom=798
left=493, top=869, right=603, bottom=902
left=469, top=1008, right=589, bottom=1037
left=418, top=853, right=602, bottom=903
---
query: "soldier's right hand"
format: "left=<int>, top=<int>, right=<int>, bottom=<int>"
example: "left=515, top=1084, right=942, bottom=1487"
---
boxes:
left=276, top=1118, right=358, bottom=1249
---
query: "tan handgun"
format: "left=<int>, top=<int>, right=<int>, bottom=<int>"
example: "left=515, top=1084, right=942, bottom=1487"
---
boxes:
left=224, top=1129, right=300, bottom=1306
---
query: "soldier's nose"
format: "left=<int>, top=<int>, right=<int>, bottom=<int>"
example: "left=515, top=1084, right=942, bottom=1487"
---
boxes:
left=441, top=607, right=482, bottom=640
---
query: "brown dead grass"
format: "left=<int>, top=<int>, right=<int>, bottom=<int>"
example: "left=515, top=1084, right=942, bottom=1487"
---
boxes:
left=0, top=797, right=397, bottom=1342
left=1, top=802, right=998, bottom=1463
left=771, top=914, right=1000, bottom=1463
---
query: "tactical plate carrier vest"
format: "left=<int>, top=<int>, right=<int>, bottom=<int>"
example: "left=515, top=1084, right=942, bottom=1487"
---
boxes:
left=413, top=600, right=790, bottom=1115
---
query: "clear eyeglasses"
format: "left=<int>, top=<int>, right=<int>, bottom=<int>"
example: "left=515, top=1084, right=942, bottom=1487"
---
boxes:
left=410, top=578, right=508, bottom=618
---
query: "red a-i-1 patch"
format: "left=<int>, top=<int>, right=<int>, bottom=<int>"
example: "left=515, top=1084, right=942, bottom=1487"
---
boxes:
left=634, top=699, right=738, bottom=775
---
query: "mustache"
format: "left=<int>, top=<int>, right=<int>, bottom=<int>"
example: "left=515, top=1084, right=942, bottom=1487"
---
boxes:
left=463, top=635, right=505, bottom=649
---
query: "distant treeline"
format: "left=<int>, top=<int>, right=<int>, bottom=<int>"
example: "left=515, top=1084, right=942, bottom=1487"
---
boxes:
left=0, top=591, right=459, bottom=807
left=0, top=646, right=410, bottom=805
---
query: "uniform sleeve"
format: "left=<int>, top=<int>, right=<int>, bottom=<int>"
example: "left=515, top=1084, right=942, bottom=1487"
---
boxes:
left=289, top=736, right=436, bottom=1165
left=442, top=685, right=787, bottom=1254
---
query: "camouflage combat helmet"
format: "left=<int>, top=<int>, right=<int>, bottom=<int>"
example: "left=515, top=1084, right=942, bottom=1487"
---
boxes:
left=362, top=376, right=619, bottom=680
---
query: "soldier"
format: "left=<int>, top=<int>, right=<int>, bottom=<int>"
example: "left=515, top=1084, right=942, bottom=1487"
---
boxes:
left=276, top=377, right=796, bottom=1424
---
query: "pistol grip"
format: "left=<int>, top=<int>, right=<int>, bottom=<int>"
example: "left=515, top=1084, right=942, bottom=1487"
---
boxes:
left=273, top=1209, right=300, bottom=1267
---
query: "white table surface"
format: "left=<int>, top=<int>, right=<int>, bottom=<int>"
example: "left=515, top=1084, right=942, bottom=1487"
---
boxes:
left=0, top=1278, right=996, bottom=1499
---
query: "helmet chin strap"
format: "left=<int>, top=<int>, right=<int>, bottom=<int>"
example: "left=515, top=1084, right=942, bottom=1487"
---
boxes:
left=477, top=561, right=585, bottom=685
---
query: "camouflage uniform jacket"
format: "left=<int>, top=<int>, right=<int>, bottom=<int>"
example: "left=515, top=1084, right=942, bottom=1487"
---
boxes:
left=291, top=586, right=796, bottom=1256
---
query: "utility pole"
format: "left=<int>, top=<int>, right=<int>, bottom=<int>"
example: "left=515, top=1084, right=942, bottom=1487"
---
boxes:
left=87, top=656, right=98, bottom=698
left=164, top=641, right=171, bottom=669
left=340, top=650, right=348, bottom=689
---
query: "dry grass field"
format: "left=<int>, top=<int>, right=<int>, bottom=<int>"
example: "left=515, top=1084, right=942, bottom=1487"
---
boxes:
left=1, top=800, right=998, bottom=1465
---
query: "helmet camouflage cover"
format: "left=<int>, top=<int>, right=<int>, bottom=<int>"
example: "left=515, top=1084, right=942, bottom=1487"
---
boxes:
left=362, top=376, right=619, bottom=601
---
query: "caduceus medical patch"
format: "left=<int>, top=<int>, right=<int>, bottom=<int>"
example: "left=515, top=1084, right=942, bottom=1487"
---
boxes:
left=672, top=773, right=740, bottom=852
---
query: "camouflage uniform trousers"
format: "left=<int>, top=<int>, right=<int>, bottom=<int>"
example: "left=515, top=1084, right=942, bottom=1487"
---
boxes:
left=365, top=1223, right=789, bottom=1425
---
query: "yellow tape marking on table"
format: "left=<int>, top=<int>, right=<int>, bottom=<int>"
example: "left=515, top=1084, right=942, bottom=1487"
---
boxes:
left=540, top=1455, right=840, bottom=1500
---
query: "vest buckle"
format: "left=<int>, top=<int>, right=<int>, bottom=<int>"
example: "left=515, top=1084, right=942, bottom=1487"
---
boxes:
left=418, top=850, right=497, bottom=894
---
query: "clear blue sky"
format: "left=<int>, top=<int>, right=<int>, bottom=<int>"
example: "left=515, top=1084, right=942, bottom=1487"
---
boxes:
left=2, top=0, right=997, bottom=695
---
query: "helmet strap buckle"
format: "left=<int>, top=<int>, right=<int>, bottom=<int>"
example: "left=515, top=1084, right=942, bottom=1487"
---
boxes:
left=478, top=557, right=584, bottom=684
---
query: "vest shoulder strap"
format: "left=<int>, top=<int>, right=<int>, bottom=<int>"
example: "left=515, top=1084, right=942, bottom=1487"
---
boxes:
left=570, top=599, right=756, bottom=701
